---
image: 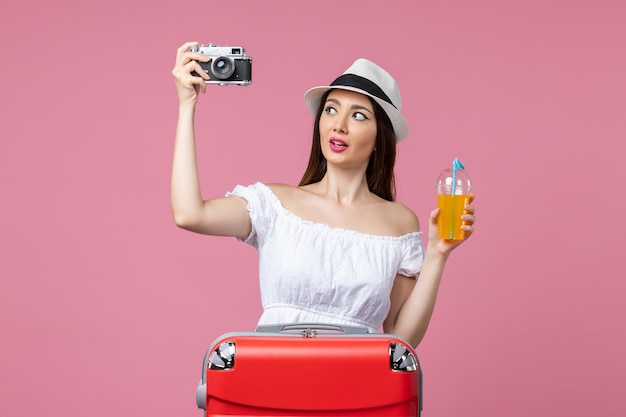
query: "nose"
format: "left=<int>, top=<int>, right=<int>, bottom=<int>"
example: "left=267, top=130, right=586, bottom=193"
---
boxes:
left=332, top=113, right=348, bottom=134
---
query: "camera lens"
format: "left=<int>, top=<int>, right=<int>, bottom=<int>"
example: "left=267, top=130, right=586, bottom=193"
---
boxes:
left=211, top=56, right=235, bottom=80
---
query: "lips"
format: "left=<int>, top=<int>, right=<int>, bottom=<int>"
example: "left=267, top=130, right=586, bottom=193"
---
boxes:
left=329, top=137, right=348, bottom=152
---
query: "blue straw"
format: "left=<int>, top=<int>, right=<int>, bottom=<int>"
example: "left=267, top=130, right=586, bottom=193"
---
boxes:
left=452, top=158, right=465, bottom=195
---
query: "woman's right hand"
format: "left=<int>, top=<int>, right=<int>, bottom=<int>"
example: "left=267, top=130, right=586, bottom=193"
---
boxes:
left=172, top=41, right=211, bottom=105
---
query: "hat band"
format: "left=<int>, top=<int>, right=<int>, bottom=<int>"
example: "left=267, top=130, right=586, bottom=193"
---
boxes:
left=330, top=74, right=397, bottom=109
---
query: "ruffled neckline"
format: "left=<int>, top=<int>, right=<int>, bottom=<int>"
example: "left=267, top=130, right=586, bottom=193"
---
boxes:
left=256, top=182, right=423, bottom=243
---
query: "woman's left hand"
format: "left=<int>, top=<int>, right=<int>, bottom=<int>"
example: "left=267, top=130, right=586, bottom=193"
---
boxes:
left=428, top=195, right=476, bottom=255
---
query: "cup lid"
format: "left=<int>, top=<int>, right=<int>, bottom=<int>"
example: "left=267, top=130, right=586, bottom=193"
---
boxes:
left=436, top=168, right=472, bottom=194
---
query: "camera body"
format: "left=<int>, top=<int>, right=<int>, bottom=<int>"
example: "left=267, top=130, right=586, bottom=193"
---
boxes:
left=191, top=43, right=252, bottom=86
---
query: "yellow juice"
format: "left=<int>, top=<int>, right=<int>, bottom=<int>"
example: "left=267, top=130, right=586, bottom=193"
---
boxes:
left=437, top=194, right=470, bottom=240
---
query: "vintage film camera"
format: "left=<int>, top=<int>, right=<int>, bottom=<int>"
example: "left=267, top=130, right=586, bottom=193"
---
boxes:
left=190, top=43, right=252, bottom=86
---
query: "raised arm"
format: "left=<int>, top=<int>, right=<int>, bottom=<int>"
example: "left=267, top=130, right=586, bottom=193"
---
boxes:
left=170, top=41, right=251, bottom=238
left=384, top=201, right=476, bottom=347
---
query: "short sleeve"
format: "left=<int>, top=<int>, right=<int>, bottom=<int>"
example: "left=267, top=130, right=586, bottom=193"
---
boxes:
left=397, top=233, right=425, bottom=278
left=225, top=182, right=274, bottom=248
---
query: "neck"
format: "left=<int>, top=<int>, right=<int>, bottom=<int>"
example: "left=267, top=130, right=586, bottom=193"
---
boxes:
left=316, top=167, right=372, bottom=205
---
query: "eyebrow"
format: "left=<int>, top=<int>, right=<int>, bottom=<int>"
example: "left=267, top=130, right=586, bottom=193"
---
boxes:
left=325, top=98, right=374, bottom=115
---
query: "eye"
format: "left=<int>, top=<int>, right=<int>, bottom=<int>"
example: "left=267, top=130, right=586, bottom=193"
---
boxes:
left=353, top=112, right=368, bottom=121
left=324, top=106, right=337, bottom=115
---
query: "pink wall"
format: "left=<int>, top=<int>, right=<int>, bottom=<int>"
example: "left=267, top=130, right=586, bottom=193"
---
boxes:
left=1, top=1, right=624, bottom=416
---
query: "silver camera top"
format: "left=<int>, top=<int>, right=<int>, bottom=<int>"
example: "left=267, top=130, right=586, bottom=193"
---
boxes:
left=190, top=43, right=247, bottom=57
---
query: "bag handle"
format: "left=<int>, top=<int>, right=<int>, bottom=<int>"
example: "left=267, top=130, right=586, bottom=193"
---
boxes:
left=255, top=323, right=369, bottom=335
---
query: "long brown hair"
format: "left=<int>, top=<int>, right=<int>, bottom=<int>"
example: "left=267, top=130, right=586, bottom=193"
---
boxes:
left=298, top=90, right=398, bottom=201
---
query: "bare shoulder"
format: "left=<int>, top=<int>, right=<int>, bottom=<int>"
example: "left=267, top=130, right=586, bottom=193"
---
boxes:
left=265, top=183, right=319, bottom=217
left=265, top=183, right=301, bottom=200
left=384, top=200, right=421, bottom=235
left=264, top=182, right=312, bottom=206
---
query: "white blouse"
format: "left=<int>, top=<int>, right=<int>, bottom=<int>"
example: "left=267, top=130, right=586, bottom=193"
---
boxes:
left=227, top=182, right=425, bottom=333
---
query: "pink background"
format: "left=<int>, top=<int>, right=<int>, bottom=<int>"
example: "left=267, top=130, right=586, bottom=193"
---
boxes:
left=1, top=1, right=625, bottom=415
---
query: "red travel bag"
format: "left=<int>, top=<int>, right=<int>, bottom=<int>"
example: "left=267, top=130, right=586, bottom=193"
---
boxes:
left=196, top=323, right=422, bottom=416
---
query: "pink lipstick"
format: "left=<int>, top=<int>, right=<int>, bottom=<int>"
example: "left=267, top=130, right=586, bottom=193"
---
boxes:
left=329, top=137, right=348, bottom=152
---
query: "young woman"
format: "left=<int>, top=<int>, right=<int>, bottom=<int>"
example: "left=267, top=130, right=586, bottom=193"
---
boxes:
left=171, top=42, right=476, bottom=347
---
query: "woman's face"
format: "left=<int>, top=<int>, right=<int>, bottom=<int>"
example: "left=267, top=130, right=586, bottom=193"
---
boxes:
left=318, top=89, right=378, bottom=170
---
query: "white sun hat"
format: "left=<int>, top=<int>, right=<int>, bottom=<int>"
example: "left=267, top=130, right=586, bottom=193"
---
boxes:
left=304, top=58, right=409, bottom=142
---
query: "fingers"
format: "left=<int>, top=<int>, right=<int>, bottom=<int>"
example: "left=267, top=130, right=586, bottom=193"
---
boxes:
left=174, top=42, right=210, bottom=72
left=461, top=200, right=476, bottom=239
left=173, top=42, right=212, bottom=99
left=175, top=42, right=210, bottom=64
left=176, top=41, right=199, bottom=60
left=172, top=62, right=210, bottom=91
left=183, top=59, right=211, bottom=81
left=462, top=206, right=475, bottom=220
left=462, top=202, right=476, bottom=223
left=463, top=193, right=476, bottom=222
left=460, top=223, right=474, bottom=238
